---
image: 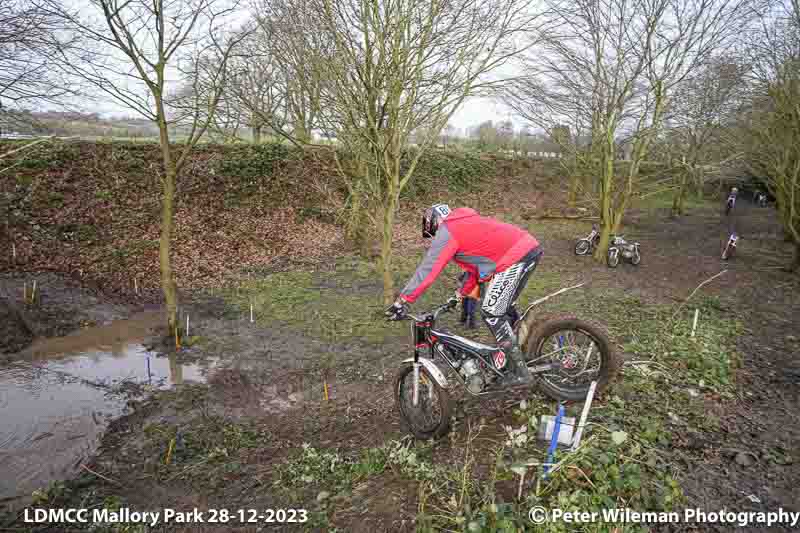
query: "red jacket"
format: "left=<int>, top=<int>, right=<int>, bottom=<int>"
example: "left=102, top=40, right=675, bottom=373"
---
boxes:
left=400, top=208, right=540, bottom=304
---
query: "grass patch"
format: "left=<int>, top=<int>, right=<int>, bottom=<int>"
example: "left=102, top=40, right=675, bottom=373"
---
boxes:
left=219, top=253, right=465, bottom=345
left=273, top=439, right=443, bottom=530
left=524, top=291, right=741, bottom=393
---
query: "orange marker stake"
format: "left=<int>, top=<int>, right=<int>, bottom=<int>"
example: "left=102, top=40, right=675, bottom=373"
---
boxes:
left=324, top=380, right=329, bottom=402
left=165, top=438, right=175, bottom=465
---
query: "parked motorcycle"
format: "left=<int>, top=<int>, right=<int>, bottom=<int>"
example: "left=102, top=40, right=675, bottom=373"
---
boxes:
left=388, top=294, right=619, bottom=440
left=722, top=232, right=738, bottom=260
left=607, top=235, right=641, bottom=268
left=574, top=224, right=600, bottom=255
left=725, top=189, right=738, bottom=215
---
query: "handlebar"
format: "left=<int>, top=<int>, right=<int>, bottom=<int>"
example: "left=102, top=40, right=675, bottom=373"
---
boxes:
left=402, top=299, right=459, bottom=322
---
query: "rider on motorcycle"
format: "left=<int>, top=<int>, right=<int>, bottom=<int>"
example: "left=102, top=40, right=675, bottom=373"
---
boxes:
left=384, top=204, right=543, bottom=386
left=725, top=187, right=738, bottom=215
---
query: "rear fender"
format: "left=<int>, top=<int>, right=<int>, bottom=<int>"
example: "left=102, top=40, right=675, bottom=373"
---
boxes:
left=401, top=357, right=449, bottom=389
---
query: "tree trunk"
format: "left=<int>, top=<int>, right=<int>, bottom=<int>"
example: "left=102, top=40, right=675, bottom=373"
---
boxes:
left=379, top=192, right=398, bottom=305
left=672, top=171, right=688, bottom=217
left=567, top=173, right=579, bottom=207
left=790, top=242, right=800, bottom=273
left=593, top=139, right=615, bottom=261
left=294, top=122, right=310, bottom=143
left=155, top=99, right=178, bottom=334
left=160, top=166, right=178, bottom=333
left=252, top=125, right=262, bottom=144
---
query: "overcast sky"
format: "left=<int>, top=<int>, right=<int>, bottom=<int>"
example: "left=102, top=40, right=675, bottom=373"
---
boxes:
left=68, top=0, right=528, bottom=135
left=448, top=98, right=519, bottom=134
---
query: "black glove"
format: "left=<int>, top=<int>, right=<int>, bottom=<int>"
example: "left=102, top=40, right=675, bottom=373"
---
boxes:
left=447, top=296, right=461, bottom=309
left=384, top=299, right=408, bottom=321
left=447, top=291, right=463, bottom=309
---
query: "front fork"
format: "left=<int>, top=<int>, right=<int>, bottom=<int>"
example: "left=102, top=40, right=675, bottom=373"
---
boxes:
left=411, top=319, right=434, bottom=407
left=412, top=362, right=420, bottom=406
left=412, top=360, right=435, bottom=406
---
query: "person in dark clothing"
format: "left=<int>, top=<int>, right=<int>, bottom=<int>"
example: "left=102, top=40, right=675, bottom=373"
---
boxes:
left=385, top=204, right=543, bottom=386
left=457, top=271, right=478, bottom=329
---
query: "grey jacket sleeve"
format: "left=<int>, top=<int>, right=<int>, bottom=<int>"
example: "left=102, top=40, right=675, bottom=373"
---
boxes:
left=399, top=225, right=458, bottom=303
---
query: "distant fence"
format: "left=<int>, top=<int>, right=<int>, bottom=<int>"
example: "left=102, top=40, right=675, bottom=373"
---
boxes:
left=500, top=149, right=562, bottom=159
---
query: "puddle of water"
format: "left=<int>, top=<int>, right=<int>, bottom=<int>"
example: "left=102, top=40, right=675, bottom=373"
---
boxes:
left=0, top=312, right=220, bottom=510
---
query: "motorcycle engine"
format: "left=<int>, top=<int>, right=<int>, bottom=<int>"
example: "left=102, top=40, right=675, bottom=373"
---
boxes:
left=459, top=359, right=485, bottom=394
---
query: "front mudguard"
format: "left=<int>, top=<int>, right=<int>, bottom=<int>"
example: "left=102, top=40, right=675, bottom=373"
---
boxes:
left=401, top=357, right=449, bottom=389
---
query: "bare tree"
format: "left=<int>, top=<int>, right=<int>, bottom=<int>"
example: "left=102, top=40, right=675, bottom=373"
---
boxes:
left=205, top=27, right=286, bottom=143
left=50, top=0, right=248, bottom=332
left=0, top=0, right=77, bottom=129
left=288, top=0, right=538, bottom=303
left=667, top=57, right=749, bottom=215
left=257, top=0, right=329, bottom=143
left=739, top=0, right=800, bottom=271
left=507, top=0, right=748, bottom=259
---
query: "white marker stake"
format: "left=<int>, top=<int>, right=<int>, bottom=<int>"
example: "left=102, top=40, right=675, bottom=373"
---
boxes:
left=23, top=281, right=27, bottom=303
left=32, top=280, right=37, bottom=302
left=691, top=309, right=699, bottom=338
left=186, top=314, right=190, bottom=337
left=12, top=243, right=16, bottom=262
left=571, top=380, right=598, bottom=451
left=250, top=303, right=254, bottom=323
left=134, top=277, right=138, bottom=295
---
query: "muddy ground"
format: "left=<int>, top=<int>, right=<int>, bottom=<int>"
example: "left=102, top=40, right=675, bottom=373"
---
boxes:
left=1, top=200, right=799, bottom=532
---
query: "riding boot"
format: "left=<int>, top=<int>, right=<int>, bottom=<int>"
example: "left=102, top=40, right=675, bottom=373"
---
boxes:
left=498, top=345, right=533, bottom=386
left=459, top=301, right=468, bottom=324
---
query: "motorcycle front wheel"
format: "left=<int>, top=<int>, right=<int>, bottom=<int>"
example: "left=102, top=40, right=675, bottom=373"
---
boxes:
left=524, top=315, right=620, bottom=401
left=574, top=239, right=591, bottom=255
left=631, top=248, right=641, bottom=265
left=395, top=363, right=453, bottom=440
left=607, top=248, right=620, bottom=268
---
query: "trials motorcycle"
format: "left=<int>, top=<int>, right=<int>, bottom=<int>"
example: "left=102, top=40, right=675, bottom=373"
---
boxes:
left=389, top=291, right=619, bottom=439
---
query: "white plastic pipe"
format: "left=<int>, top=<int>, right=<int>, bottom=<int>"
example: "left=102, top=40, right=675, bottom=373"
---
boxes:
left=691, top=309, right=699, bottom=338
left=571, top=380, right=598, bottom=451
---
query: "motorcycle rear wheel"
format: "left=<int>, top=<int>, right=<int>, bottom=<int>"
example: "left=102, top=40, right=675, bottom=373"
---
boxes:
left=523, top=315, right=620, bottom=401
